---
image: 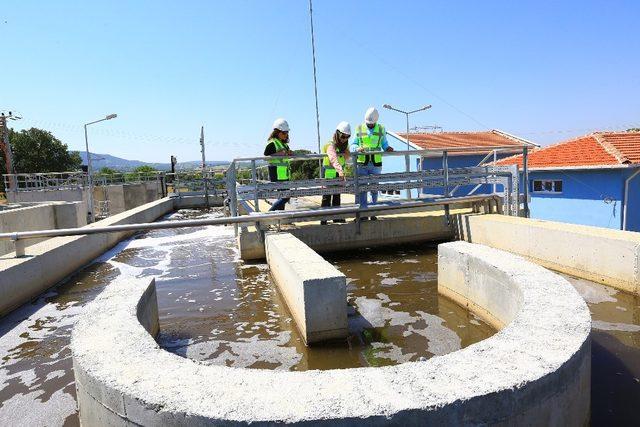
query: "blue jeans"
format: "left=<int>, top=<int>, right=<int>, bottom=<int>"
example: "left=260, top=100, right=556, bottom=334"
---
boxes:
left=269, top=197, right=289, bottom=211
left=357, top=163, right=381, bottom=208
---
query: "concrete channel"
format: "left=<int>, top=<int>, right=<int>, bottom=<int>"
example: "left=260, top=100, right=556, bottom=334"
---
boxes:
left=70, top=240, right=591, bottom=425
left=2, top=199, right=639, bottom=425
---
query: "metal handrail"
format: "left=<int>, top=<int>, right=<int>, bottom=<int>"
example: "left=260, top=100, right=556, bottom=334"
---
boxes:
left=231, top=145, right=529, bottom=163
left=0, top=194, right=498, bottom=243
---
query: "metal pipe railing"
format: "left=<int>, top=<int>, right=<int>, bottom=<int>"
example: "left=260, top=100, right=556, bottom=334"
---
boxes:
left=0, top=194, right=500, bottom=257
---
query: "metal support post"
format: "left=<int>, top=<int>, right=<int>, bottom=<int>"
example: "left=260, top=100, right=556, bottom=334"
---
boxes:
left=200, top=126, right=210, bottom=209
left=522, top=147, right=530, bottom=218
left=404, top=153, right=411, bottom=200
left=352, top=154, right=361, bottom=232
left=251, top=160, right=259, bottom=212
left=12, top=237, right=25, bottom=257
left=443, top=151, right=450, bottom=224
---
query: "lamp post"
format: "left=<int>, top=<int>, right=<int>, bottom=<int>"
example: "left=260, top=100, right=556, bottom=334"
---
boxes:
left=84, top=114, right=117, bottom=223
left=383, top=104, right=431, bottom=198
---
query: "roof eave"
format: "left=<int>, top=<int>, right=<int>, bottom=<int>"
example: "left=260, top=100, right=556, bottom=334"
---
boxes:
left=526, top=164, right=640, bottom=171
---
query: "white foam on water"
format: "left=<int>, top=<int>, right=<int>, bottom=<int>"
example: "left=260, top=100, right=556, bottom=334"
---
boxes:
left=592, top=320, right=640, bottom=333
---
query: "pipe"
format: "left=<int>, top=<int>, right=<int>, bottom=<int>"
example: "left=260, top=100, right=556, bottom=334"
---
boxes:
left=0, top=194, right=500, bottom=242
left=622, top=168, right=640, bottom=230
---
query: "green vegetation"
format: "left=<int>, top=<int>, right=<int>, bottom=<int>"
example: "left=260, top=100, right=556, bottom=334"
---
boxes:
left=627, top=128, right=640, bottom=132
left=0, top=127, right=82, bottom=192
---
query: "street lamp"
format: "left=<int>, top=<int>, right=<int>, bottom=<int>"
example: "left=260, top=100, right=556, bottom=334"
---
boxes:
left=383, top=104, right=431, bottom=150
left=383, top=104, right=431, bottom=198
left=84, top=114, right=117, bottom=223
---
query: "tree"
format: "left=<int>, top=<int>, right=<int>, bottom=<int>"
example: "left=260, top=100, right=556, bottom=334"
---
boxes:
left=1, top=127, right=82, bottom=191
left=290, top=149, right=320, bottom=181
left=133, top=165, right=157, bottom=173
left=627, top=128, right=640, bottom=132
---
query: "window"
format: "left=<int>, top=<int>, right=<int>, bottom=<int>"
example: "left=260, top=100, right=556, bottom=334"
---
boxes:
left=532, top=179, right=563, bottom=193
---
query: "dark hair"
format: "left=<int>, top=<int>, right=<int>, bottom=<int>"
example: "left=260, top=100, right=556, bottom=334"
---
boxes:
left=269, top=129, right=288, bottom=143
left=333, top=131, right=348, bottom=152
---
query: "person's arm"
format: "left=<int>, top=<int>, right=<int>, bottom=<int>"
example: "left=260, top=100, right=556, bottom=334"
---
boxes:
left=264, top=142, right=276, bottom=156
left=381, top=131, right=393, bottom=151
left=326, top=144, right=345, bottom=176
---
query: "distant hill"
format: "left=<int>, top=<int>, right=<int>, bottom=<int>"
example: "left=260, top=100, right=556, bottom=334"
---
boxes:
left=74, top=151, right=229, bottom=171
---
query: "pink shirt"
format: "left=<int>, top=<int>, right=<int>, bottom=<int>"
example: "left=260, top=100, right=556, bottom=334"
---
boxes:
left=326, top=143, right=350, bottom=176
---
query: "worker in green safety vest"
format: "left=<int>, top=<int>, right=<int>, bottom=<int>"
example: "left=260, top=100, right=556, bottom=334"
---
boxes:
left=351, top=107, right=394, bottom=220
left=320, top=121, right=352, bottom=224
left=264, top=118, right=293, bottom=211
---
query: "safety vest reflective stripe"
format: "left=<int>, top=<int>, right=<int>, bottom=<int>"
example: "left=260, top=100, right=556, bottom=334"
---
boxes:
left=356, top=123, right=384, bottom=166
left=322, top=141, right=346, bottom=179
left=267, top=138, right=291, bottom=180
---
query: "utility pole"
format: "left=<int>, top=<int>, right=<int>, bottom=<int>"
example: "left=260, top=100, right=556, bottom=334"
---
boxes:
left=308, top=0, right=322, bottom=176
left=0, top=111, right=22, bottom=192
left=200, top=126, right=209, bottom=209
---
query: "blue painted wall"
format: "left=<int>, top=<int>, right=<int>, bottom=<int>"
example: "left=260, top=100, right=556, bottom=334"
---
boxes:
left=526, top=169, right=632, bottom=230
left=622, top=169, right=640, bottom=231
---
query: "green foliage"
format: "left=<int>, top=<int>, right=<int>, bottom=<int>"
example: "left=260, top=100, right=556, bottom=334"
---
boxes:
left=133, top=165, right=157, bottom=173
left=0, top=127, right=82, bottom=192
left=1, top=128, right=82, bottom=174
left=627, top=128, right=640, bottom=132
left=97, top=167, right=117, bottom=175
left=290, top=149, right=320, bottom=180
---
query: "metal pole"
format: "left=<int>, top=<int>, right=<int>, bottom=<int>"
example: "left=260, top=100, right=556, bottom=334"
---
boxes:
left=308, top=0, right=321, bottom=158
left=84, top=124, right=95, bottom=223
left=200, top=126, right=209, bottom=209
left=522, top=147, right=529, bottom=218
left=251, top=159, right=259, bottom=212
left=1, top=115, right=17, bottom=191
left=492, top=149, right=497, bottom=194
left=442, top=151, right=449, bottom=197
left=405, top=112, right=411, bottom=199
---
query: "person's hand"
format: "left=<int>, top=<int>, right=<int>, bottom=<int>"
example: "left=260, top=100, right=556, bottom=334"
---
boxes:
left=357, top=147, right=365, bottom=152
left=386, top=146, right=394, bottom=152
left=286, top=150, right=294, bottom=156
left=340, top=175, right=347, bottom=183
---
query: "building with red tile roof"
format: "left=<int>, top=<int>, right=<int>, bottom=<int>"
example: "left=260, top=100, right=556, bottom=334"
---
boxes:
left=491, top=131, right=640, bottom=231
left=496, top=132, right=640, bottom=170
left=392, top=129, right=537, bottom=157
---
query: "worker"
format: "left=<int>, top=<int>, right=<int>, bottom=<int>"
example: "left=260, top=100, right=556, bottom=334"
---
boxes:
left=264, top=118, right=293, bottom=211
left=320, top=121, right=351, bottom=224
left=351, top=107, right=393, bottom=220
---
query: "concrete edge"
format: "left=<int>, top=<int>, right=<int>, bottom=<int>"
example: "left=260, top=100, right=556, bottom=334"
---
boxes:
left=72, top=240, right=591, bottom=425
left=0, top=197, right=175, bottom=318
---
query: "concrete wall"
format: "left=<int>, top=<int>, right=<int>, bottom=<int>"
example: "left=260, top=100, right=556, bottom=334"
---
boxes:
left=265, top=233, right=347, bottom=344
left=72, top=241, right=591, bottom=425
left=458, top=213, right=640, bottom=295
left=0, top=201, right=86, bottom=256
left=8, top=182, right=165, bottom=218
left=0, top=198, right=174, bottom=318
left=239, top=214, right=452, bottom=260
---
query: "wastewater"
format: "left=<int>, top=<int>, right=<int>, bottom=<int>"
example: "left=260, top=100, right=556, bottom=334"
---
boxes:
left=0, top=208, right=638, bottom=425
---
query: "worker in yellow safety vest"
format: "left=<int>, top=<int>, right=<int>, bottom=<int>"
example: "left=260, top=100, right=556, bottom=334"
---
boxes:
left=320, top=121, right=351, bottom=224
left=351, top=107, right=394, bottom=220
left=264, top=118, right=293, bottom=211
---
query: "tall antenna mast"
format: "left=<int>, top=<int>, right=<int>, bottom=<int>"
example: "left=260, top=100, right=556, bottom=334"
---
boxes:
left=308, top=0, right=321, bottom=156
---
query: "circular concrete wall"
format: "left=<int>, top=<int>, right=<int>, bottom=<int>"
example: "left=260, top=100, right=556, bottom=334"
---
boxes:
left=71, top=241, right=591, bottom=425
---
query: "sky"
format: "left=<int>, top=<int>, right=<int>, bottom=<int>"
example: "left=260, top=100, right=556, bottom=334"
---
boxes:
left=2, top=0, right=639, bottom=163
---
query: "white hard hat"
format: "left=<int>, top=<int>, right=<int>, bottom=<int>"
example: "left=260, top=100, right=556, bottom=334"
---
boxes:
left=364, top=107, right=379, bottom=125
left=272, top=118, right=290, bottom=132
left=336, top=121, right=351, bottom=136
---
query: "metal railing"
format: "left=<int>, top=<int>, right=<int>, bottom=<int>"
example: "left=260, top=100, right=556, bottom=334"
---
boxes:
left=0, top=194, right=501, bottom=258
left=226, top=146, right=529, bottom=217
left=2, top=171, right=164, bottom=192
